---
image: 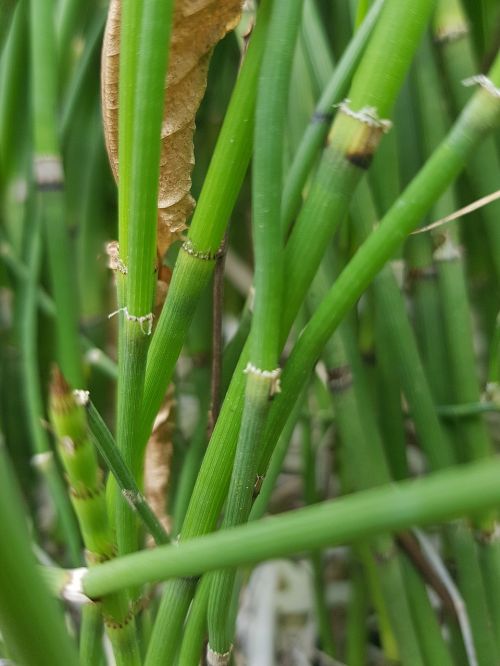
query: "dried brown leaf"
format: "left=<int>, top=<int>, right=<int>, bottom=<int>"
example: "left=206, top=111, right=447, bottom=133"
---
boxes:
left=101, top=0, right=243, bottom=259
left=144, top=386, right=176, bottom=537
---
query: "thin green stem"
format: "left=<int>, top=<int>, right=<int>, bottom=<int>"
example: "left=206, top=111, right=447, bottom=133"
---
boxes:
left=86, top=399, right=169, bottom=546
left=49, top=370, right=141, bottom=666
left=206, top=1, right=299, bottom=659
left=0, top=0, right=18, bottom=59
left=19, top=206, right=81, bottom=566
left=30, top=0, right=83, bottom=388
left=84, top=455, right=500, bottom=598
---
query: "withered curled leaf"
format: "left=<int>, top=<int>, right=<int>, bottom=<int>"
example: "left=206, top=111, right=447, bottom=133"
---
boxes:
left=101, top=0, right=243, bottom=258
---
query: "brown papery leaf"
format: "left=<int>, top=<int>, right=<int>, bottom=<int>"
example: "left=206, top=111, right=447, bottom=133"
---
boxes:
left=144, top=385, right=176, bottom=539
left=101, top=0, right=243, bottom=259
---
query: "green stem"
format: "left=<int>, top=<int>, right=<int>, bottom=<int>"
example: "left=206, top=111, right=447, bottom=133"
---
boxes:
left=0, top=237, right=117, bottom=379
left=49, top=370, right=141, bottom=666
left=30, top=0, right=83, bottom=388
left=19, top=206, right=82, bottom=566
left=0, top=438, right=79, bottom=666
left=0, top=0, right=17, bottom=58
left=140, top=0, right=273, bottom=465
left=84, top=455, right=500, bottom=598
left=86, top=399, right=169, bottom=546
left=115, top=0, right=174, bottom=559
left=434, top=0, right=500, bottom=283
left=258, top=55, right=500, bottom=484
left=206, top=1, right=299, bottom=659
left=282, top=0, right=385, bottom=229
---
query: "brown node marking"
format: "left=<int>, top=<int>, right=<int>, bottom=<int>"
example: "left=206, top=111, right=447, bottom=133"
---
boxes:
left=85, top=548, right=116, bottom=565
left=406, top=265, right=438, bottom=283
left=104, top=608, right=134, bottom=630
left=361, top=350, right=376, bottom=367
left=346, top=151, right=373, bottom=170
left=70, top=482, right=106, bottom=501
left=327, top=365, right=353, bottom=393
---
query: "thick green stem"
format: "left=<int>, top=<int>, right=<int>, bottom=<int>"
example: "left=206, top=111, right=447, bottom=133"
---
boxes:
left=115, top=0, right=174, bottom=559
left=434, top=0, right=500, bottom=283
left=282, top=0, right=385, bottom=229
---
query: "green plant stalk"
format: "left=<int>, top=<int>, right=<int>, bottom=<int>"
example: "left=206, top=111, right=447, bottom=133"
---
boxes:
left=171, top=285, right=212, bottom=533
left=0, top=0, right=17, bottom=58
left=137, top=7, right=273, bottom=658
left=309, top=158, right=500, bottom=664
left=86, top=399, right=169, bottom=546
left=433, top=0, right=500, bottom=282
left=437, top=402, right=500, bottom=417
left=282, top=0, right=385, bottom=231
left=0, top=238, right=117, bottom=378
left=206, top=1, right=298, bottom=659
left=147, top=2, right=436, bottom=653
left=349, top=179, right=456, bottom=473
left=178, top=574, right=211, bottom=666
left=140, top=0, right=273, bottom=472
left=60, top=6, right=107, bottom=142
left=0, top=0, right=26, bottom=186
left=309, top=284, right=427, bottom=665
left=300, top=420, right=336, bottom=659
left=345, top=558, right=368, bottom=666
left=257, top=56, right=500, bottom=486
left=400, top=554, right=455, bottom=666
left=489, top=313, right=500, bottom=382
left=411, top=31, right=500, bottom=650
left=434, top=239, right=494, bottom=465
left=0, top=438, right=79, bottom=666
left=405, top=239, right=500, bottom=661
left=57, top=0, right=97, bottom=78
left=20, top=214, right=82, bottom=566
left=76, top=103, right=108, bottom=324
left=115, top=0, right=174, bottom=559
left=358, top=543, right=399, bottom=661
left=29, top=0, right=83, bottom=389
left=183, top=0, right=436, bottom=544
left=49, top=370, right=141, bottom=666
left=179, top=395, right=306, bottom=665
left=84, top=455, right=500, bottom=598
left=79, top=603, right=104, bottom=666
left=287, top=39, right=316, bottom=159
left=300, top=0, right=335, bottom=101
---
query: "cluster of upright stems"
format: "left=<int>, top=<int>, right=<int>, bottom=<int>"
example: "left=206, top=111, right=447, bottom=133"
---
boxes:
left=0, top=0, right=500, bottom=665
